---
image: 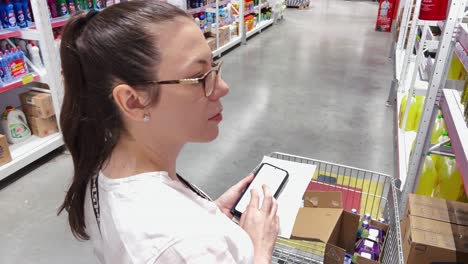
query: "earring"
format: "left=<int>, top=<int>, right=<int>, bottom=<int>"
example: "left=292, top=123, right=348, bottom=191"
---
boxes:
left=143, top=114, right=150, bottom=122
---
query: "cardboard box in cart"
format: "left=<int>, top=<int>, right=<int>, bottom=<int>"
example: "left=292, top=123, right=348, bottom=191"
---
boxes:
left=291, top=191, right=389, bottom=264
left=401, top=194, right=468, bottom=264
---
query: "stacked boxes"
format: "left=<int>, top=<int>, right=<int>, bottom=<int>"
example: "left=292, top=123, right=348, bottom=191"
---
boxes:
left=218, top=25, right=231, bottom=47
left=19, top=91, right=58, bottom=138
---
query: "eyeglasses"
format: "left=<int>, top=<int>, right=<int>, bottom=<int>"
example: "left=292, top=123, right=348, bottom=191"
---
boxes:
left=155, top=61, right=223, bottom=97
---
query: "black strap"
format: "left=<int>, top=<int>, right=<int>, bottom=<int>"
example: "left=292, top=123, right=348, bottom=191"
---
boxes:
left=90, top=174, right=101, bottom=234
left=90, top=173, right=212, bottom=232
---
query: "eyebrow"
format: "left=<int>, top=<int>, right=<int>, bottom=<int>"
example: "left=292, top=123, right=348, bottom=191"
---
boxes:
left=193, top=57, right=213, bottom=65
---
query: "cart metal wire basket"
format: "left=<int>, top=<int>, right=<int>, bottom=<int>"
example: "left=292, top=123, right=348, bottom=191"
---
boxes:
left=268, top=152, right=404, bottom=264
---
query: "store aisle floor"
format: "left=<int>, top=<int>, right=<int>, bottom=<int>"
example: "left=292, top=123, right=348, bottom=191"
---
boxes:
left=0, top=1, right=393, bottom=263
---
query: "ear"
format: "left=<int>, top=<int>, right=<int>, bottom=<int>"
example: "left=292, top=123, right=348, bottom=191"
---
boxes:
left=112, top=84, right=149, bottom=122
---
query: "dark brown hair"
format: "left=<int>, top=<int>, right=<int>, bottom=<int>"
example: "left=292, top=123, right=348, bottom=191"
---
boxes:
left=58, top=1, right=189, bottom=240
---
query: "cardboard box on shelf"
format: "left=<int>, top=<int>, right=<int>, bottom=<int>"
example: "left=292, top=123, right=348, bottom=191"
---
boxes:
left=0, top=134, right=12, bottom=166
left=26, top=115, right=58, bottom=138
left=206, top=37, right=217, bottom=51
left=406, top=193, right=468, bottom=226
left=291, top=191, right=389, bottom=264
left=402, top=214, right=468, bottom=264
left=19, top=91, right=55, bottom=118
left=219, top=25, right=231, bottom=47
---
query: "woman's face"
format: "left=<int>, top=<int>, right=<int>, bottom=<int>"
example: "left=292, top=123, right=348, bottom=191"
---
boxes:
left=148, top=17, right=229, bottom=143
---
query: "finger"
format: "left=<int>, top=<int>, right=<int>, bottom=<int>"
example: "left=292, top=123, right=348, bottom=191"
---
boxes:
left=239, top=211, right=246, bottom=226
left=248, top=188, right=260, bottom=210
left=228, top=174, right=255, bottom=194
left=261, top=185, right=273, bottom=212
left=270, top=197, right=278, bottom=217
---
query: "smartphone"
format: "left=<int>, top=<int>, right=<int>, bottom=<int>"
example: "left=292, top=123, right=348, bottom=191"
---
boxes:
left=231, top=163, right=289, bottom=218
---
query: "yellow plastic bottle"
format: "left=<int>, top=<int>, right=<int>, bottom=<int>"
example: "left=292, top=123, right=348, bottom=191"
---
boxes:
left=399, top=94, right=408, bottom=128
left=413, top=96, right=425, bottom=131
left=434, top=131, right=449, bottom=173
left=399, top=95, right=418, bottom=131
left=431, top=114, right=445, bottom=144
left=416, top=154, right=438, bottom=197
left=439, top=157, right=463, bottom=201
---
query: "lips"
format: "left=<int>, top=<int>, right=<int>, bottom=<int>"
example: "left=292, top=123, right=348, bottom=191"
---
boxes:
left=209, top=112, right=223, bottom=121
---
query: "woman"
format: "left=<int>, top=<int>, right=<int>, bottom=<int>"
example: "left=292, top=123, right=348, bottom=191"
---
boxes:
left=58, top=1, right=279, bottom=263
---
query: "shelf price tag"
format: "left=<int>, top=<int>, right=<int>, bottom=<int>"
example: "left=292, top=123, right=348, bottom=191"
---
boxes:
left=21, top=74, right=34, bottom=85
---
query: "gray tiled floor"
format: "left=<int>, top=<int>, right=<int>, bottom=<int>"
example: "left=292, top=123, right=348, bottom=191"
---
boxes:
left=0, top=0, right=393, bottom=263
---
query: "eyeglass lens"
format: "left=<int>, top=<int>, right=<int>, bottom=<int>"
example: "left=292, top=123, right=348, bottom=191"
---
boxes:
left=205, top=66, right=221, bottom=97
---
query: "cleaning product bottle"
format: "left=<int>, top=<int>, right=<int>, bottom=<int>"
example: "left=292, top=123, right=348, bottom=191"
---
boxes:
left=439, top=157, right=463, bottom=201
left=431, top=114, right=445, bottom=144
left=16, top=45, right=27, bottom=73
left=399, top=94, right=410, bottom=129
left=67, top=0, right=76, bottom=14
left=13, top=0, right=27, bottom=28
left=21, top=0, right=30, bottom=21
left=416, top=154, right=438, bottom=197
left=413, top=96, right=425, bottom=131
left=0, top=51, right=7, bottom=82
left=435, top=131, right=450, bottom=173
left=1, top=106, right=31, bottom=144
left=74, top=0, right=82, bottom=11
left=57, top=0, right=68, bottom=16
left=29, top=42, right=42, bottom=68
left=17, top=39, right=28, bottom=58
left=47, top=0, right=58, bottom=18
left=3, top=49, right=12, bottom=81
left=4, top=0, right=16, bottom=28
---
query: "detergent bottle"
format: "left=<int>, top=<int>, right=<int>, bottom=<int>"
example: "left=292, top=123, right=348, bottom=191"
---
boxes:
left=413, top=96, right=425, bottom=131
left=431, top=114, right=445, bottom=144
left=416, top=154, right=438, bottom=197
left=1, top=106, right=31, bottom=144
left=13, top=0, right=27, bottom=28
left=57, top=0, right=68, bottom=16
left=439, top=157, right=463, bottom=201
left=434, top=131, right=449, bottom=173
left=4, top=0, right=16, bottom=28
left=398, top=94, right=408, bottom=129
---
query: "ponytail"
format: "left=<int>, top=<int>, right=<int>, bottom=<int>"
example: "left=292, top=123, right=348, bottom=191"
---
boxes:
left=57, top=2, right=190, bottom=240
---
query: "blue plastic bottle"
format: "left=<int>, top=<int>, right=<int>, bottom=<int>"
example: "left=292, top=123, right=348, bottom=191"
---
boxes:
left=15, top=46, right=27, bottom=73
left=3, top=50, right=12, bottom=81
left=13, top=0, right=27, bottom=28
left=21, top=0, right=30, bottom=22
left=0, top=51, right=7, bottom=82
left=4, top=0, right=16, bottom=28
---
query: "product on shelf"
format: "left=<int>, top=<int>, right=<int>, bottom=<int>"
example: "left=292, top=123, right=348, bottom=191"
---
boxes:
left=399, top=94, right=425, bottom=132
left=1, top=106, right=31, bottom=144
left=430, top=114, right=445, bottom=144
left=2, top=0, right=17, bottom=28
left=0, top=134, right=12, bottom=166
left=402, top=194, right=468, bottom=263
left=47, top=0, right=58, bottom=18
left=205, top=33, right=216, bottom=51
left=0, top=46, right=29, bottom=84
left=415, top=154, right=438, bottom=197
left=57, top=0, right=69, bottom=16
left=26, top=114, right=58, bottom=137
left=218, top=25, right=230, bottom=46
left=433, top=131, right=449, bottom=172
left=438, top=157, right=463, bottom=201
left=20, top=91, right=55, bottom=118
left=13, top=0, right=28, bottom=28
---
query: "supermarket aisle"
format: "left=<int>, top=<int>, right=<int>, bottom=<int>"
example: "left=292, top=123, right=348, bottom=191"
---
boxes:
left=0, top=0, right=392, bottom=263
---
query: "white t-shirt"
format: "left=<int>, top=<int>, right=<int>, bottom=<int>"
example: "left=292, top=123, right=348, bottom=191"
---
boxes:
left=84, top=171, right=254, bottom=264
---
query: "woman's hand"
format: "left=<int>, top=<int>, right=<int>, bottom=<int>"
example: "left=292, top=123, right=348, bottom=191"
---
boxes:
left=215, top=174, right=254, bottom=219
left=240, top=185, right=279, bottom=264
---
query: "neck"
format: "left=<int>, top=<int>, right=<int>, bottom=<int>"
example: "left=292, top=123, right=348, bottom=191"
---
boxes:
left=103, top=133, right=183, bottom=181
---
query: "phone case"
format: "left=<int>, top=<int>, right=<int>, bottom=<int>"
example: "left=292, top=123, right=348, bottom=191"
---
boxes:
left=230, top=163, right=289, bottom=218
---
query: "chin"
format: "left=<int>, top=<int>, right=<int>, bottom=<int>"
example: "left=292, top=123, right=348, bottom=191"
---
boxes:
left=195, top=127, right=220, bottom=142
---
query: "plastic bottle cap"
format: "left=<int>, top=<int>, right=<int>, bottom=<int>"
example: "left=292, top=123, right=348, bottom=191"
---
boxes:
left=442, top=131, right=448, bottom=136
left=438, top=114, right=443, bottom=119
left=450, top=157, right=455, bottom=161
left=426, top=153, right=431, bottom=156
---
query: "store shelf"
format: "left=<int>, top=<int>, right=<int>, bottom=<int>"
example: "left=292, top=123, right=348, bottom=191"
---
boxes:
left=0, top=73, right=40, bottom=95
left=212, top=35, right=241, bottom=57
left=395, top=49, right=427, bottom=95
left=0, top=28, right=22, bottom=40
left=0, top=133, right=63, bottom=179
left=396, top=92, right=417, bottom=189
left=51, top=16, right=70, bottom=28
left=439, top=89, right=468, bottom=193
left=188, top=5, right=207, bottom=14
left=254, top=2, right=268, bottom=10
left=246, top=19, right=273, bottom=38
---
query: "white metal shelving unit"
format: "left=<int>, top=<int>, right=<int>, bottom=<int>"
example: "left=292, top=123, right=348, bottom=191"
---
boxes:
left=390, top=0, right=468, bottom=213
left=0, top=0, right=64, bottom=180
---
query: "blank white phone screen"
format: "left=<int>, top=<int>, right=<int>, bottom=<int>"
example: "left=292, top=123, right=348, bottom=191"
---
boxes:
left=235, top=164, right=287, bottom=214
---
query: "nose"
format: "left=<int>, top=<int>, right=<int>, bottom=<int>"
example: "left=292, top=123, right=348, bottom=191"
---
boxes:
left=208, top=77, right=229, bottom=100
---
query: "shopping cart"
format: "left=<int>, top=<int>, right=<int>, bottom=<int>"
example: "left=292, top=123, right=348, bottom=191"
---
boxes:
left=267, top=152, right=404, bottom=264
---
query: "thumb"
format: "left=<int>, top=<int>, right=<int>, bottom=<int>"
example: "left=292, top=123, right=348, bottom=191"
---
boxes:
left=234, top=174, right=254, bottom=191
